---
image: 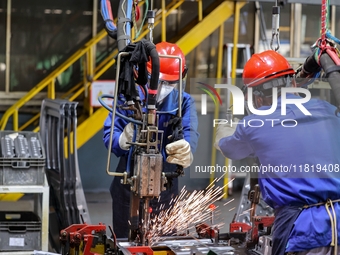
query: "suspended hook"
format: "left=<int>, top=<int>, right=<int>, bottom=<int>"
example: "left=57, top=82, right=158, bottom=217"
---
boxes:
left=271, top=32, right=280, bottom=52
left=270, top=4, right=280, bottom=51
left=147, top=10, right=155, bottom=43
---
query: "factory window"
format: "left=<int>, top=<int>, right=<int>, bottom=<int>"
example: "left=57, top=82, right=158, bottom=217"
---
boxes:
left=8, top=0, right=92, bottom=92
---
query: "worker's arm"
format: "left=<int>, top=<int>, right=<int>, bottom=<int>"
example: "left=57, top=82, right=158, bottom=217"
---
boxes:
left=165, top=93, right=200, bottom=168
left=217, top=123, right=254, bottom=160
left=102, top=96, right=131, bottom=157
left=181, top=93, right=200, bottom=154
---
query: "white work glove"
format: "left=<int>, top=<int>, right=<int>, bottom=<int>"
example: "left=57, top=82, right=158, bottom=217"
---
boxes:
left=214, top=120, right=238, bottom=151
left=118, top=123, right=134, bottom=150
left=165, top=139, right=193, bottom=168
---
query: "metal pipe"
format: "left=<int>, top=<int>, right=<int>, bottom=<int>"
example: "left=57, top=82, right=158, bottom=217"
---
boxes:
left=225, top=2, right=242, bottom=197
left=88, top=47, right=94, bottom=115
left=106, top=52, right=130, bottom=178
left=92, top=0, right=98, bottom=73
left=331, top=5, right=336, bottom=34
left=290, top=3, right=302, bottom=58
left=231, top=3, right=241, bottom=79
left=92, top=0, right=98, bottom=39
left=48, top=79, right=55, bottom=99
left=254, top=2, right=260, bottom=53
left=198, top=0, right=203, bottom=22
left=5, top=0, right=11, bottom=94
left=210, top=23, right=224, bottom=185
left=83, top=56, right=88, bottom=98
left=162, top=0, right=166, bottom=42
left=13, top=110, right=18, bottom=131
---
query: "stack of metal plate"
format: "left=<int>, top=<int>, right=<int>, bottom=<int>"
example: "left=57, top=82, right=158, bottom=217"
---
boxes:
left=39, top=99, right=91, bottom=252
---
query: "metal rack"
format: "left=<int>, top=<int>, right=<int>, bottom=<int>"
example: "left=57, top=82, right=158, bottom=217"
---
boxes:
left=0, top=176, right=49, bottom=254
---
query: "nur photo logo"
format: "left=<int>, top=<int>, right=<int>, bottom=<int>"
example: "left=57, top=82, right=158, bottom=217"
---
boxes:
left=198, top=83, right=311, bottom=116
left=197, top=82, right=222, bottom=115
left=192, top=78, right=313, bottom=128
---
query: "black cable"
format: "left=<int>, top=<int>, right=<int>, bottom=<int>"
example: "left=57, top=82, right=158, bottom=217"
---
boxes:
left=98, top=94, right=143, bottom=125
left=319, top=53, right=340, bottom=114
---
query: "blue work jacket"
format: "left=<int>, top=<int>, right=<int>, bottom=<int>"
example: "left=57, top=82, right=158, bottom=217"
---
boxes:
left=103, top=87, right=199, bottom=173
left=219, top=93, right=340, bottom=252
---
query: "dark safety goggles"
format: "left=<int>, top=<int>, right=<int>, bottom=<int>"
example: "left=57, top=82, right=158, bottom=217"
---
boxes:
left=258, top=75, right=293, bottom=91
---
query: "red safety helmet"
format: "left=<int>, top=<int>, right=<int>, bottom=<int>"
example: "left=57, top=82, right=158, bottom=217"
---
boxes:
left=147, top=42, right=186, bottom=82
left=243, top=50, right=295, bottom=88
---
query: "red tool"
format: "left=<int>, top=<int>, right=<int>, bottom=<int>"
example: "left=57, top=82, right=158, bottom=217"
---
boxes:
left=247, top=185, right=275, bottom=248
left=126, top=246, right=154, bottom=255
left=196, top=223, right=217, bottom=238
left=229, top=221, right=252, bottom=233
left=60, top=223, right=107, bottom=255
left=229, top=184, right=275, bottom=249
left=195, top=204, right=219, bottom=241
left=249, top=215, right=275, bottom=247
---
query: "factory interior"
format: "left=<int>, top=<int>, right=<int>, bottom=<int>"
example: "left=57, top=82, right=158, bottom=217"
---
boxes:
left=0, top=0, right=340, bottom=254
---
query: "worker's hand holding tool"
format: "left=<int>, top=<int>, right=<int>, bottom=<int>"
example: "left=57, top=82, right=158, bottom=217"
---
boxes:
left=119, top=123, right=135, bottom=150
left=166, top=139, right=193, bottom=168
left=214, top=119, right=238, bottom=151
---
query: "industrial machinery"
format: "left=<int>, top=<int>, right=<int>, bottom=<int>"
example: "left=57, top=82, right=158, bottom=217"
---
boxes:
left=99, top=0, right=188, bottom=248
left=57, top=1, right=276, bottom=255
left=57, top=0, right=340, bottom=254
left=57, top=176, right=275, bottom=255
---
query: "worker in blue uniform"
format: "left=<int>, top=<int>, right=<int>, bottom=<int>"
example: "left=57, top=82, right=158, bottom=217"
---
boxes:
left=215, top=50, right=340, bottom=255
left=103, top=42, right=199, bottom=238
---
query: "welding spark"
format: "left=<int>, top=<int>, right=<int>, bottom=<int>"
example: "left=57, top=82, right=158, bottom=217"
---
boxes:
left=147, top=179, right=235, bottom=245
left=224, top=198, right=235, bottom=206
left=238, top=208, right=253, bottom=217
left=216, top=172, right=227, bottom=183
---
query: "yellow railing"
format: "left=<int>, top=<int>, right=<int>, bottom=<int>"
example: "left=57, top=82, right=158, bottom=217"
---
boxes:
left=0, top=0, right=202, bottom=131
left=0, top=28, right=107, bottom=130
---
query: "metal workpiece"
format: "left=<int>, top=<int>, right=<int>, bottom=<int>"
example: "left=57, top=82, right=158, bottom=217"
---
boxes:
left=146, top=127, right=163, bottom=154
left=117, top=239, right=236, bottom=255
left=39, top=98, right=91, bottom=253
left=255, top=236, right=273, bottom=255
left=233, top=175, right=273, bottom=226
left=113, top=224, right=271, bottom=255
